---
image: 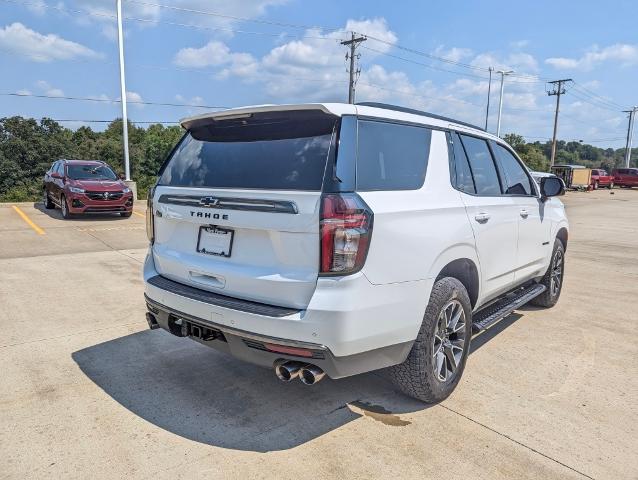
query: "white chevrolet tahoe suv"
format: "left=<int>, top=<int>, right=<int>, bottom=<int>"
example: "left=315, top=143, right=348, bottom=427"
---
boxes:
left=143, top=102, right=568, bottom=403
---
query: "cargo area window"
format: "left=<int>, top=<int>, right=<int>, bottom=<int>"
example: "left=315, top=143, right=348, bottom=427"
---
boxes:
left=158, top=111, right=338, bottom=191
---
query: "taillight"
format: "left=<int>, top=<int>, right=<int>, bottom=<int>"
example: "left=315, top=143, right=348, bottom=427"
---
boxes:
left=146, top=187, right=154, bottom=244
left=320, top=193, right=373, bottom=275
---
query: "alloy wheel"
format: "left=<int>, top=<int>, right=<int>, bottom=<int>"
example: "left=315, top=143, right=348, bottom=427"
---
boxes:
left=550, top=249, right=563, bottom=297
left=61, top=197, right=67, bottom=216
left=432, top=300, right=466, bottom=382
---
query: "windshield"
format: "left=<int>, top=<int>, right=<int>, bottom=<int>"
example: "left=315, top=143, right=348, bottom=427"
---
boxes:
left=67, top=164, right=117, bottom=181
left=158, top=111, right=338, bottom=191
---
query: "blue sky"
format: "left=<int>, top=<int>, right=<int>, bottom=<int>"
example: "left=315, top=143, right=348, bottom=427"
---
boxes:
left=1, top=0, right=637, bottom=147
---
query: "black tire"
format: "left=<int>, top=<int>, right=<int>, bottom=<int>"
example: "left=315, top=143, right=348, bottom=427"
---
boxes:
left=120, top=211, right=132, bottom=218
left=389, top=277, right=472, bottom=403
left=60, top=194, right=71, bottom=219
left=43, top=189, right=54, bottom=209
left=531, top=238, right=565, bottom=308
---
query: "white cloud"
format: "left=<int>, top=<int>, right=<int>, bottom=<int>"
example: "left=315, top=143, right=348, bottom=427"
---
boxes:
left=0, top=23, right=100, bottom=62
left=16, top=89, right=32, bottom=95
left=546, top=44, right=638, bottom=70
left=510, top=40, right=529, bottom=49
left=433, top=45, right=473, bottom=63
left=175, top=94, right=205, bottom=105
left=470, top=51, right=539, bottom=73
left=35, top=80, right=64, bottom=97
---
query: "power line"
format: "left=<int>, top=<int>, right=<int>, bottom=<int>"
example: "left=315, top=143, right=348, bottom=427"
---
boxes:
left=0, top=92, right=229, bottom=109
left=125, top=0, right=342, bottom=31
left=2, top=0, right=340, bottom=42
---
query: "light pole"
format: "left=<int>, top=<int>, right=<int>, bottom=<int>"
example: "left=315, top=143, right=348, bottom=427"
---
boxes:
left=116, top=0, right=136, bottom=197
left=484, top=66, right=493, bottom=131
left=496, top=70, right=513, bottom=137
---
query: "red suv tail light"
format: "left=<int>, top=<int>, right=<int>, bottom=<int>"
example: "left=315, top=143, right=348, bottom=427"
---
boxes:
left=320, top=193, right=373, bottom=275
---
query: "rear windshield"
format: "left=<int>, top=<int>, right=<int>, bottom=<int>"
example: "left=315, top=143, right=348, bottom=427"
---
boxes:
left=158, top=111, right=338, bottom=191
left=67, top=164, right=117, bottom=181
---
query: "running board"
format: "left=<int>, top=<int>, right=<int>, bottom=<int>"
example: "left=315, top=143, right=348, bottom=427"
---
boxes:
left=472, top=283, right=546, bottom=332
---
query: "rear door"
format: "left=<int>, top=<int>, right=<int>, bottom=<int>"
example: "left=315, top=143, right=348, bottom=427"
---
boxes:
left=491, top=141, right=550, bottom=281
left=151, top=109, right=338, bottom=309
left=452, top=133, right=518, bottom=301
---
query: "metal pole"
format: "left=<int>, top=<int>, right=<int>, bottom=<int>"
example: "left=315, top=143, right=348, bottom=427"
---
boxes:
left=485, top=67, right=493, bottom=131
left=116, top=0, right=130, bottom=181
left=495, top=71, right=508, bottom=137
left=624, top=107, right=637, bottom=168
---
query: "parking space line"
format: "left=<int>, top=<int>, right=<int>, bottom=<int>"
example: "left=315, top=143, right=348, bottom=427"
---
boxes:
left=132, top=211, right=145, bottom=218
left=11, top=205, right=45, bottom=235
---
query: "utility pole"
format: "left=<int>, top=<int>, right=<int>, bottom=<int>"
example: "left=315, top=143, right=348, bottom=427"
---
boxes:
left=496, top=70, right=513, bottom=137
left=341, top=32, right=366, bottom=104
left=485, top=67, right=493, bottom=131
left=547, top=79, right=572, bottom=167
left=116, top=0, right=132, bottom=187
left=623, top=106, right=637, bottom=168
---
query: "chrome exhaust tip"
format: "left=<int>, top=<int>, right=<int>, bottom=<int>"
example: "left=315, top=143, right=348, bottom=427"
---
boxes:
left=273, top=360, right=302, bottom=382
left=299, top=364, right=326, bottom=385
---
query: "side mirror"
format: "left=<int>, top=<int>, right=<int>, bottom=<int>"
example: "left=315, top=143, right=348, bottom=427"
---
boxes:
left=540, top=176, right=565, bottom=201
left=51, top=172, right=62, bottom=179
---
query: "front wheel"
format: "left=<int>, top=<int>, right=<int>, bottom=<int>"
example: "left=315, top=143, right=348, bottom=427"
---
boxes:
left=531, top=238, right=565, bottom=308
left=389, top=277, right=472, bottom=403
left=60, top=194, right=71, bottom=219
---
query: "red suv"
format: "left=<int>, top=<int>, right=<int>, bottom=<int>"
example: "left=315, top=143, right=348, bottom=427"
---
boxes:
left=590, top=169, right=614, bottom=189
left=42, top=159, right=134, bottom=218
left=612, top=168, right=638, bottom=188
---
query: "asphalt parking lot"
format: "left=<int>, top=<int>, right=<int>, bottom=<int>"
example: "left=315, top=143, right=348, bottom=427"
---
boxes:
left=1, top=190, right=637, bottom=480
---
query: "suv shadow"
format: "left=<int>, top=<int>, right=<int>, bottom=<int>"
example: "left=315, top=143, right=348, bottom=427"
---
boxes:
left=72, top=329, right=427, bottom=452
left=33, top=202, right=130, bottom=222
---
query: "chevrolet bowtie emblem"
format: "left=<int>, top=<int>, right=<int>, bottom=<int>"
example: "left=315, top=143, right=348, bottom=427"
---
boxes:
left=200, top=197, right=220, bottom=207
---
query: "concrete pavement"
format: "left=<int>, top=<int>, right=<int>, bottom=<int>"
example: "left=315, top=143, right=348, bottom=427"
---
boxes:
left=0, top=190, right=636, bottom=479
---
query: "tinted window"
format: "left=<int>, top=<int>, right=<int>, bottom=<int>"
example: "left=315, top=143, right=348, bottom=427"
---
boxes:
left=67, top=164, right=117, bottom=180
left=459, top=135, right=501, bottom=195
left=356, top=120, right=431, bottom=191
left=159, top=112, right=337, bottom=190
left=450, top=133, right=475, bottom=194
left=493, top=143, right=533, bottom=195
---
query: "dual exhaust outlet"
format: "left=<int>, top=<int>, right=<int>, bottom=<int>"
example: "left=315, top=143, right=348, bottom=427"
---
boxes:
left=274, top=360, right=325, bottom=385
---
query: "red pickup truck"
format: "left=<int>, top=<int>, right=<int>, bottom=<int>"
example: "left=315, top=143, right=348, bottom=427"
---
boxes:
left=590, top=169, right=614, bottom=189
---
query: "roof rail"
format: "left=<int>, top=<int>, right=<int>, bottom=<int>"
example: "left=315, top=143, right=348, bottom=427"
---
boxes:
left=356, top=102, right=485, bottom=131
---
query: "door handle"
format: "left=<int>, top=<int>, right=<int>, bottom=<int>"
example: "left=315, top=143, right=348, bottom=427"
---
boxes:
left=474, top=212, right=490, bottom=223
left=520, top=209, right=529, bottom=218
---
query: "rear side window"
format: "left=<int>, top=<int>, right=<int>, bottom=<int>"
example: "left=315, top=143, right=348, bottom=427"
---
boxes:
left=158, top=111, right=338, bottom=191
left=492, top=143, right=534, bottom=195
left=459, top=135, right=501, bottom=196
left=356, top=120, right=431, bottom=191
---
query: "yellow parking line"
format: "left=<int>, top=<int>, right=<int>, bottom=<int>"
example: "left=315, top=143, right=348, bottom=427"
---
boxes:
left=12, top=205, right=45, bottom=235
left=132, top=211, right=146, bottom=218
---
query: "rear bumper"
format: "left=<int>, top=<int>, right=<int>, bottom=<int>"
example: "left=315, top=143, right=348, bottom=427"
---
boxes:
left=143, top=252, right=429, bottom=378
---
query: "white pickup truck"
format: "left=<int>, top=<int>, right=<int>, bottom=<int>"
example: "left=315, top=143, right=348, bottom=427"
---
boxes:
left=143, top=102, right=568, bottom=403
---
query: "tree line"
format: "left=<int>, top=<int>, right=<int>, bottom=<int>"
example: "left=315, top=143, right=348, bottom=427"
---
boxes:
left=0, top=116, right=635, bottom=202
